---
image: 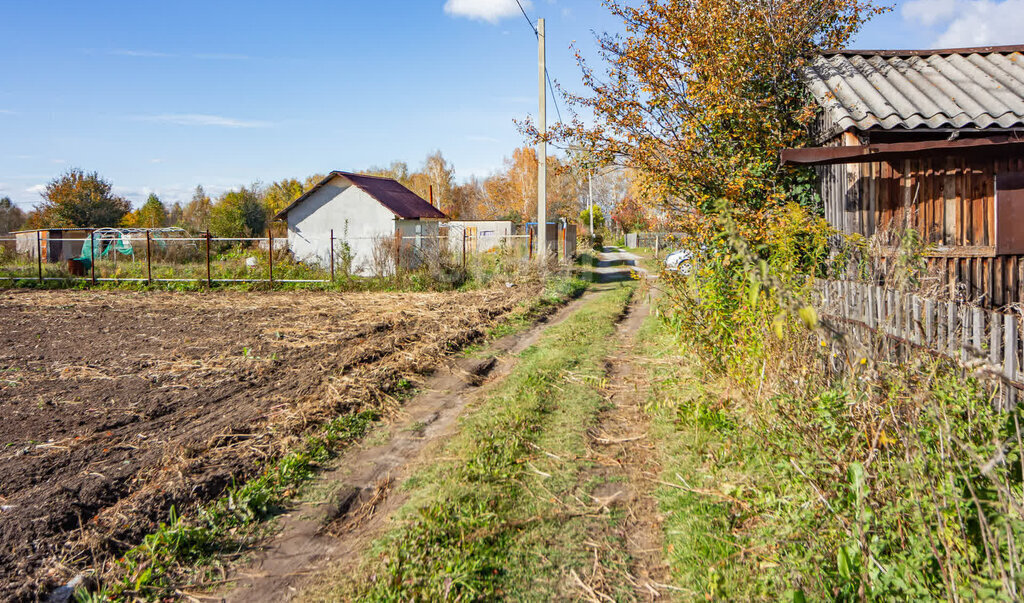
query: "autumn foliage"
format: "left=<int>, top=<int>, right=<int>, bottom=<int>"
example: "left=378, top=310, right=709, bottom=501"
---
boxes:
left=549, top=0, right=885, bottom=238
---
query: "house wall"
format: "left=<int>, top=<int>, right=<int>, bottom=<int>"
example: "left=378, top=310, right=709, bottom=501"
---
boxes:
left=446, top=220, right=515, bottom=253
left=396, top=219, right=441, bottom=269
left=820, top=137, right=1024, bottom=307
left=285, top=177, right=397, bottom=275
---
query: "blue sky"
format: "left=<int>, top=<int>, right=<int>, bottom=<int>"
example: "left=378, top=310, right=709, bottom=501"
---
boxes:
left=1, top=0, right=1021, bottom=209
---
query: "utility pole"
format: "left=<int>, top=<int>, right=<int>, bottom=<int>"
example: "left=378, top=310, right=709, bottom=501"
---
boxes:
left=536, top=17, right=547, bottom=263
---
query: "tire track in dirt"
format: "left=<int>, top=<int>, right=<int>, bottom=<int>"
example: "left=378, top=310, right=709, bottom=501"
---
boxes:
left=575, top=285, right=675, bottom=600
left=216, top=293, right=595, bottom=602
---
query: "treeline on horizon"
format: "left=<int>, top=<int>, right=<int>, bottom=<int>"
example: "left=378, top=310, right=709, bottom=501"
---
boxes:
left=0, top=147, right=664, bottom=239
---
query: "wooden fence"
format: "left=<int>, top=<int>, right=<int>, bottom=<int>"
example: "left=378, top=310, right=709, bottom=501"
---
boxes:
left=816, top=279, right=1021, bottom=408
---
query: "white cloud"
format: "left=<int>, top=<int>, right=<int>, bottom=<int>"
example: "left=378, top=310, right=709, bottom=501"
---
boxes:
left=111, top=49, right=176, bottom=58
left=444, top=0, right=531, bottom=23
left=902, top=0, right=957, bottom=26
left=137, top=113, right=273, bottom=128
left=902, top=0, right=1024, bottom=47
left=192, top=53, right=250, bottom=60
left=26, top=184, right=45, bottom=194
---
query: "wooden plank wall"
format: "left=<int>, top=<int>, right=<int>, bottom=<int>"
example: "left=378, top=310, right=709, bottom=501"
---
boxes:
left=821, top=150, right=1024, bottom=308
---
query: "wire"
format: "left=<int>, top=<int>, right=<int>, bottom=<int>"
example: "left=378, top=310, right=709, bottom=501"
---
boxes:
left=515, top=0, right=538, bottom=35
left=514, top=0, right=564, bottom=124
left=546, top=68, right=564, bottom=124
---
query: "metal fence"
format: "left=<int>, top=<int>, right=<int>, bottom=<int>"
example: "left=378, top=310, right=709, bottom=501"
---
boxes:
left=0, top=228, right=572, bottom=286
left=816, top=278, right=1021, bottom=408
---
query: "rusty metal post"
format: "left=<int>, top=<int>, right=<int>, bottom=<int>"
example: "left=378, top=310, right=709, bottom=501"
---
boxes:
left=205, top=230, right=212, bottom=288
left=268, top=228, right=274, bottom=287
left=462, top=228, right=467, bottom=268
left=329, top=228, right=335, bottom=281
left=90, top=231, right=96, bottom=285
left=145, top=231, right=152, bottom=285
left=528, top=227, right=534, bottom=261
left=36, top=230, right=42, bottom=283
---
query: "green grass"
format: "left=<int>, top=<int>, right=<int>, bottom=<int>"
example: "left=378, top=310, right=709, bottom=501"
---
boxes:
left=635, top=314, right=769, bottom=600
left=313, top=284, right=635, bottom=601
left=639, top=303, right=1024, bottom=601
left=82, top=410, right=380, bottom=601
left=481, top=276, right=589, bottom=341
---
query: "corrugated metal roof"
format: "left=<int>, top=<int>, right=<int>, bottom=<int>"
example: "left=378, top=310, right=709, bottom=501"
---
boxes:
left=275, top=171, right=447, bottom=221
left=804, top=47, right=1024, bottom=134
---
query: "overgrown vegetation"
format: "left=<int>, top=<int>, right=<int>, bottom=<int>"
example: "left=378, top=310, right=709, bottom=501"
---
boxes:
left=311, top=285, right=634, bottom=601
left=644, top=209, right=1024, bottom=599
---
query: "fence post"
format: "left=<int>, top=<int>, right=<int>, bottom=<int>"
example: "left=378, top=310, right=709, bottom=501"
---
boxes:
left=924, top=299, right=934, bottom=347
left=90, top=231, right=96, bottom=285
left=462, top=228, right=467, bottom=268
left=268, top=228, right=274, bottom=288
left=36, top=230, right=42, bottom=283
left=874, top=287, right=883, bottom=332
left=329, top=228, right=335, bottom=281
left=1004, top=313, right=1018, bottom=408
left=145, top=230, right=152, bottom=285
left=528, top=227, right=534, bottom=261
left=205, top=230, right=212, bottom=288
left=946, top=301, right=956, bottom=358
left=991, top=311, right=999, bottom=366
left=887, top=289, right=896, bottom=338
left=972, top=307, right=984, bottom=357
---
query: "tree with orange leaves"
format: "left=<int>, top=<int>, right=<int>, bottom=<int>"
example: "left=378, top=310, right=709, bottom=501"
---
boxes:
left=542, top=0, right=885, bottom=237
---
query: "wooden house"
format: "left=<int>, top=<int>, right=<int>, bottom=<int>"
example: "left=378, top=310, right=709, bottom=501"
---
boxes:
left=782, top=45, right=1024, bottom=307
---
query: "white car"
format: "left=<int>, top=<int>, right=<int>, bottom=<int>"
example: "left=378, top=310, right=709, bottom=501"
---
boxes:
left=664, top=249, right=693, bottom=274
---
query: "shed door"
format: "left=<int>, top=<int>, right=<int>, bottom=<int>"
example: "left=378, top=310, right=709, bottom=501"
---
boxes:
left=996, top=172, right=1024, bottom=255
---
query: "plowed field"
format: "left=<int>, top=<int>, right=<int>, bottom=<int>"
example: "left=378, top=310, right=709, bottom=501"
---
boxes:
left=0, top=286, right=539, bottom=600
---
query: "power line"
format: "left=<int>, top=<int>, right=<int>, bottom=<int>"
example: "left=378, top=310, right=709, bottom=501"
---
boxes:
left=514, top=0, right=537, bottom=35
left=546, top=68, right=563, bottom=124
left=514, top=0, right=564, bottom=124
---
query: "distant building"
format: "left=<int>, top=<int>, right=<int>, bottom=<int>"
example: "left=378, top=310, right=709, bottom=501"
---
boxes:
left=782, top=45, right=1024, bottom=306
left=274, top=172, right=447, bottom=275
left=12, top=228, right=95, bottom=262
left=445, top=220, right=516, bottom=253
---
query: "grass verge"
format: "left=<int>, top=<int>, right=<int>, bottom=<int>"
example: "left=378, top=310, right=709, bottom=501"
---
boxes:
left=309, top=283, right=635, bottom=601
left=638, top=307, right=1024, bottom=601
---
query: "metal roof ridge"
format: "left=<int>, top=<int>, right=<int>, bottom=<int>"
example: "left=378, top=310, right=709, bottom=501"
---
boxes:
left=822, top=45, right=1024, bottom=57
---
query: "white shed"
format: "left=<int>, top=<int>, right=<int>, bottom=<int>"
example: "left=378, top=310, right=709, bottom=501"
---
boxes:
left=275, top=171, right=447, bottom=275
left=446, top=220, right=515, bottom=253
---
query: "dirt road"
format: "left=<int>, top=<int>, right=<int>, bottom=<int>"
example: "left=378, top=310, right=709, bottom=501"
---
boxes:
left=217, top=251, right=668, bottom=600
left=219, top=293, right=594, bottom=600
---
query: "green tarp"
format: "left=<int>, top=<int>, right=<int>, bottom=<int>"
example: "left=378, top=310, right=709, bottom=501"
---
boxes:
left=76, top=233, right=134, bottom=269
